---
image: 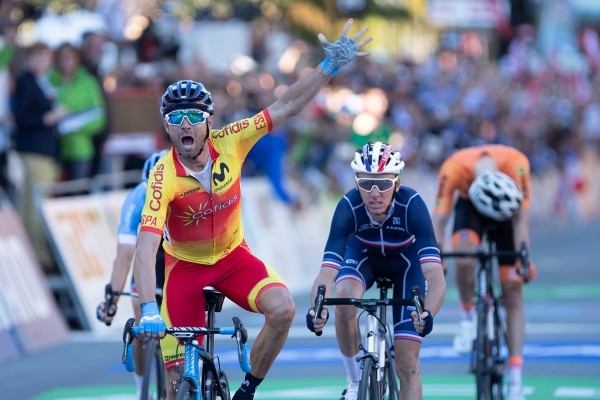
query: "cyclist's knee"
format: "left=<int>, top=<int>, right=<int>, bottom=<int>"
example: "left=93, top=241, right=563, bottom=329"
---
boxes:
left=501, top=283, right=523, bottom=310
left=261, top=288, right=295, bottom=326
left=500, top=261, right=537, bottom=284
left=394, top=353, right=421, bottom=380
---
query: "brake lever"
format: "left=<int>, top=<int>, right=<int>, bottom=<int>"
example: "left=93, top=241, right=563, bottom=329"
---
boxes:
left=313, top=284, right=326, bottom=337
left=411, top=286, right=425, bottom=326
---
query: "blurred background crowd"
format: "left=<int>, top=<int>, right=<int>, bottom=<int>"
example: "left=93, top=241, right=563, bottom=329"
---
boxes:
left=0, top=0, right=599, bottom=273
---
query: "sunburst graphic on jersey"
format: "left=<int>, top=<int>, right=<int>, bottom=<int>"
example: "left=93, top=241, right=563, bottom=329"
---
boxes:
left=177, top=200, right=210, bottom=226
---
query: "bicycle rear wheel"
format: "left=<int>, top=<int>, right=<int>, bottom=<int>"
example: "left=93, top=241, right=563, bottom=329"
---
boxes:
left=142, top=338, right=166, bottom=400
left=358, top=357, right=382, bottom=400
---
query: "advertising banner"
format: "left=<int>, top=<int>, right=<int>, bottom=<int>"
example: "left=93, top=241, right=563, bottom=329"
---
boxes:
left=0, top=204, right=69, bottom=359
left=40, top=190, right=130, bottom=334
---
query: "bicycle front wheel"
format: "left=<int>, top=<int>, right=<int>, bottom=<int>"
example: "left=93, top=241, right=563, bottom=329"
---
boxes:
left=212, top=370, right=230, bottom=400
left=381, top=343, right=398, bottom=400
left=473, top=299, right=504, bottom=400
left=175, top=379, right=195, bottom=400
left=359, top=357, right=382, bottom=400
left=142, top=338, right=166, bottom=400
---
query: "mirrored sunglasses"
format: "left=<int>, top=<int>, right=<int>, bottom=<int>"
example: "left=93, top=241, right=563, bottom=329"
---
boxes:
left=164, top=109, right=209, bottom=126
left=355, top=177, right=398, bottom=193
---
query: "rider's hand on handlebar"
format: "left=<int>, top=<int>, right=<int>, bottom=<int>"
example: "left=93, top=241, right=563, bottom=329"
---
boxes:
left=514, top=259, right=537, bottom=283
left=139, top=301, right=166, bottom=338
left=306, top=307, right=329, bottom=334
left=96, top=301, right=118, bottom=325
left=411, top=309, right=433, bottom=337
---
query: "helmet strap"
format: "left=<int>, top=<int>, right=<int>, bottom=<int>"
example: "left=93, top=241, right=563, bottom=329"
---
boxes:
left=190, top=124, right=210, bottom=160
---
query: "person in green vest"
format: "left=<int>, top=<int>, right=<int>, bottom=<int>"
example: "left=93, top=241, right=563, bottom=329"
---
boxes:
left=49, top=42, right=107, bottom=181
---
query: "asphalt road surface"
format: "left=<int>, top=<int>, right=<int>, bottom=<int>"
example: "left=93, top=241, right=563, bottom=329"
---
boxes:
left=1, top=217, right=599, bottom=400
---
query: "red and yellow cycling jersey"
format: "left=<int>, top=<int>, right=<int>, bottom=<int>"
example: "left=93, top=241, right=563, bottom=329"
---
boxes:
left=434, top=144, right=531, bottom=215
left=140, top=110, right=272, bottom=264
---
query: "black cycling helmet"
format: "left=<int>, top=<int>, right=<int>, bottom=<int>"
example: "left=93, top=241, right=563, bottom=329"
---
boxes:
left=160, top=80, right=215, bottom=116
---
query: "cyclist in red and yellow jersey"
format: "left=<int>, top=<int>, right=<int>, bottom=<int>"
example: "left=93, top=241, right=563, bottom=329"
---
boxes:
left=433, top=144, right=537, bottom=400
left=133, top=19, right=372, bottom=400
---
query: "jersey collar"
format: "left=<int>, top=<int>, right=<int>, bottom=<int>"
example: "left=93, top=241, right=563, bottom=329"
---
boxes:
left=171, top=142, right=220, bottom=177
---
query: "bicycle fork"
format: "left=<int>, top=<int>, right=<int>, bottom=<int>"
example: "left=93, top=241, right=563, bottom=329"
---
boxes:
left=362, top=313, right=387, bottom=382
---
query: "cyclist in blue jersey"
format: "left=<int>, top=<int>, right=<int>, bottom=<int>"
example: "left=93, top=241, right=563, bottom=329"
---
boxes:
left=307, top=142, right=446, bottom=400
left=96, top=149, right=167, bottom=398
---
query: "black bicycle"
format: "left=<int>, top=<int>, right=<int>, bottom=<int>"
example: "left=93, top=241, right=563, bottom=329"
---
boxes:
left=122, top=287, right=251, bottom=400
left=441, top=229, right=529, bottom=400
left=106, top=284, right=166, bottom=400
left=314, top=278, right=425, bottom=400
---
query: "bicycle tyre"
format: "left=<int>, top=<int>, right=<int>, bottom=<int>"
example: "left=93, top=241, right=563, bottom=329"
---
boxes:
left=489, top=303, right=505, bottom=400
left=141, top=338, right=166, bottom=400
left=473, top=299, right=493, bottom=400
left=175, top=379, right=195, bottom=400
left=381, top=342, right=398, bottom=400
left=214, top=370, right=230, bottom=400
left=358, top=357, right=382, bottom=400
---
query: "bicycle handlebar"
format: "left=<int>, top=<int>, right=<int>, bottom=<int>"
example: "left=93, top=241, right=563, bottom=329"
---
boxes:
left=440, top=241, right=530, bottom=282
left=313, top=285, right=327, bottom=337
left=104, top=284, right=116, bottom=326
left=313, top=285, right=426, bottom=333
left=121, top=317, right=251, bottom=373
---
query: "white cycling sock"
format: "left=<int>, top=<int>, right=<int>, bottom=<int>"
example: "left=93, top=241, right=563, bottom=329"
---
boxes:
left=507, top=364, right=522, bottom=386
left=460, top=309, right=474, bottom=320
left=341, top=351, right=361, bottom=381
left=133, top=373, right=143, bottom=398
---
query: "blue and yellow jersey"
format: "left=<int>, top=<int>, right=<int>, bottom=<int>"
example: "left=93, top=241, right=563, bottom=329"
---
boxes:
left=140, top=110, right=272, bottom=264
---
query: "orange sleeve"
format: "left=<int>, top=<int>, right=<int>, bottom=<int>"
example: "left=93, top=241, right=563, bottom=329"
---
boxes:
left=500, top=151, right=531, bottom=209
left=434, top=160, right=460, bottom=215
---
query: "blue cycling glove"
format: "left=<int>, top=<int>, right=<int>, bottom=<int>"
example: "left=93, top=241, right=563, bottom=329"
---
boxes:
left=321, top=35, right=357, bottom=76
left=139, top=301, right=165, bottom=336
left=419, top=310, right=434, bottom=338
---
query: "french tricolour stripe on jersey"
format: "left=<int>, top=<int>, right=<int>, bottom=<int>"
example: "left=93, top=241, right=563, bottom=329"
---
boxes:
left=321, top=261, right=341, bottom=270
left=420, top=256, right=442, bottom=264
left=356, top=235, right=415, bottom=248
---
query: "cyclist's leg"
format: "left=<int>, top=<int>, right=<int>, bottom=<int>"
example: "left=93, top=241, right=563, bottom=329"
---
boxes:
left=452, top=197, right=484, bottom=311
left=334, top=274, right=365, bottom=379
left=212, top=243, right=293, bottom=397
left=451, top=198, right=485, bottom=352
left=393, top=339, right=422, bottom=398
left=334, top=236, right=372, bottom=399
left=390, top=263, right=425, bottom=398
left=160, top=253, right=212, bottom=399
left=497, top=221, right=526, bottom=395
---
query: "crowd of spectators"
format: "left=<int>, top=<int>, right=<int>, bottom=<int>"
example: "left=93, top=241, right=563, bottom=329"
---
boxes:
left=1, top=12, right=600, bottom=224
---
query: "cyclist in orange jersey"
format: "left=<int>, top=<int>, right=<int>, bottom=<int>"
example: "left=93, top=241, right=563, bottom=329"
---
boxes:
left=132, top=19, right=372, bottom=400
left=432, top=144, right=537, bottom=400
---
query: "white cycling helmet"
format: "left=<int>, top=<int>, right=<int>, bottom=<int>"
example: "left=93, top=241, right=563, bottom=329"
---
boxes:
left=468, top=170, right=523, bottom=221
left=350, top=142, right=405, bottom=175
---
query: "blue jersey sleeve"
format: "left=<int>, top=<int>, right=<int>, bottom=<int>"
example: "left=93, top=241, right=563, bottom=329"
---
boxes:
left=117, top=182, right=147, bottom=245
left=405, top=192, right=442, bottom=265
left=321, top=196, right=356, bottom=271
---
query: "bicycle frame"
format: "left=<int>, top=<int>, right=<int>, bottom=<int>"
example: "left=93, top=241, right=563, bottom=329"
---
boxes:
left=441, top=229, right=529, bottom=400
left=315, top=279, right=424, bottom=400
left=122, top=288, right=251, bottom=400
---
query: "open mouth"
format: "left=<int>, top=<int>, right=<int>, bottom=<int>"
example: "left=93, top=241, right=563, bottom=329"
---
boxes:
left=181, top=135, right=195, bottom=148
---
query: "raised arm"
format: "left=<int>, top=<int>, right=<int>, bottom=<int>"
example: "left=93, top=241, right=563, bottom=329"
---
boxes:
left=267, top=18, right=371, bottom=129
